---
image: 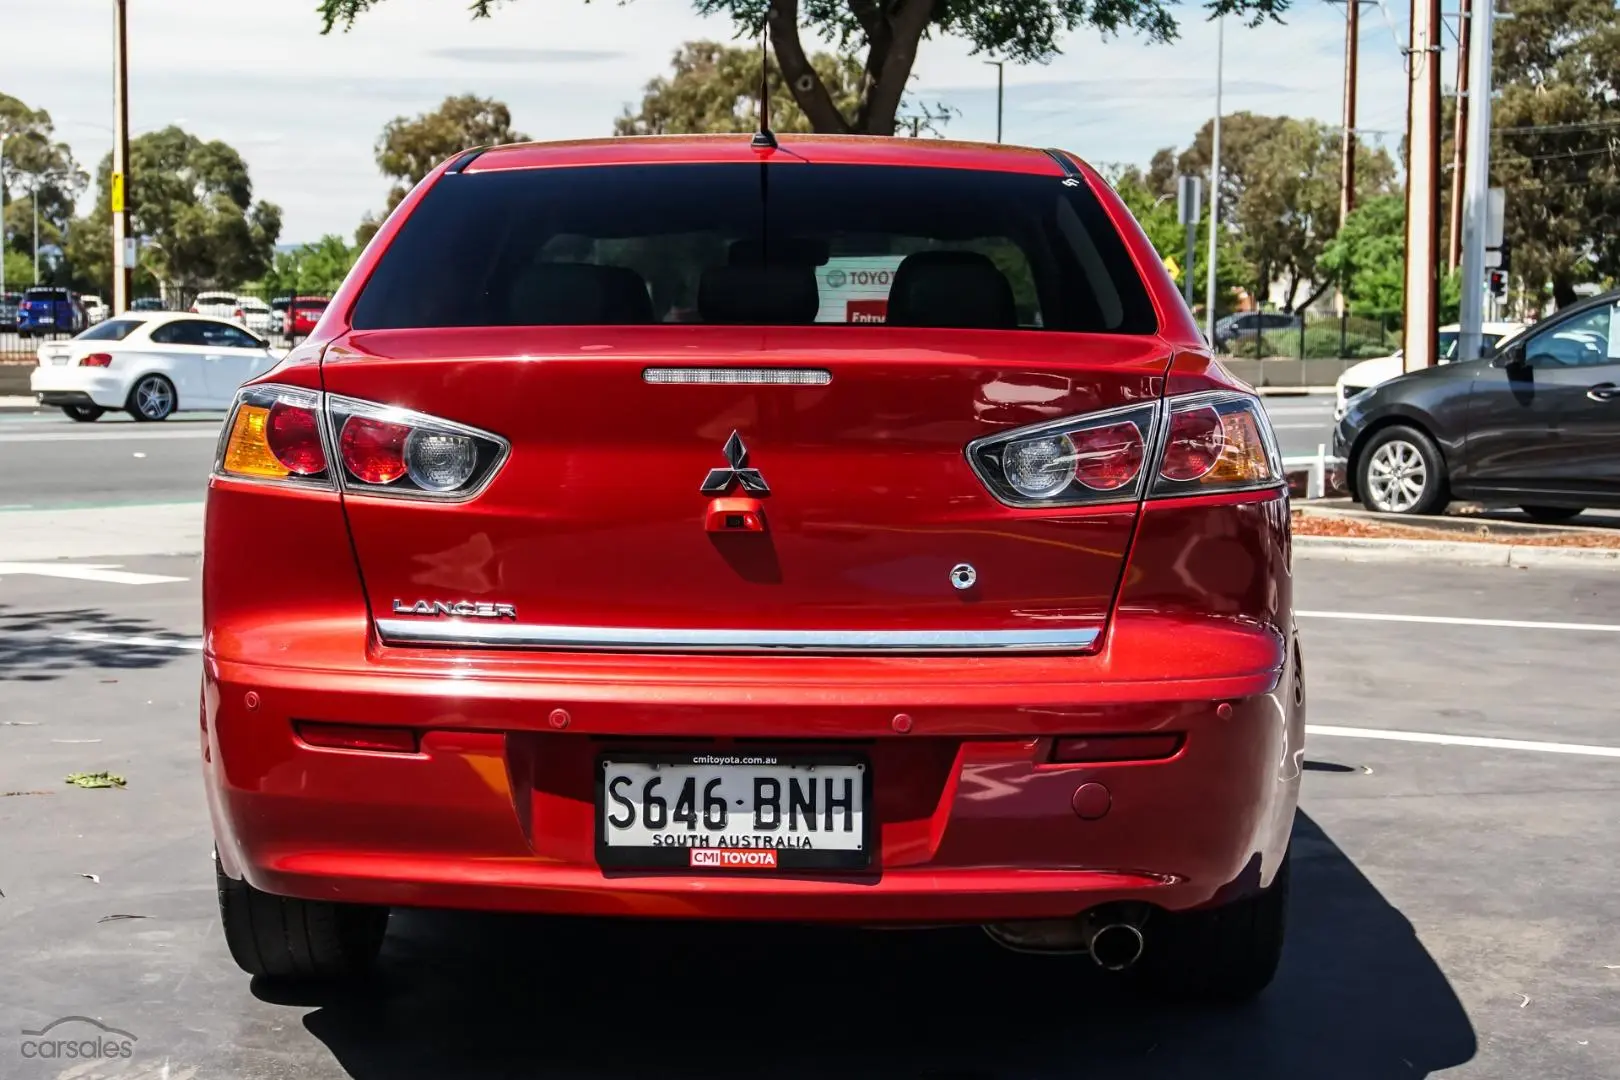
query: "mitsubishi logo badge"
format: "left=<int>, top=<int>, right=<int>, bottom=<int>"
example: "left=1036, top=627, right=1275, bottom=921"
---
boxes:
left=699, top=431, right=770, bottom=495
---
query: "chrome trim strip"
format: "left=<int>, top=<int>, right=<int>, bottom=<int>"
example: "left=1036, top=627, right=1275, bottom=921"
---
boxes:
left=375, top=620, right=1101, bottom=654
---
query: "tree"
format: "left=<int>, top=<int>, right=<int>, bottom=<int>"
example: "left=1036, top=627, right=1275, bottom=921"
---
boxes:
left=1154, top=113, right=1397, bottom=311
left=1, top=92, right=88, bottom=275
left=356, top=94, right=528, bottom=246
left=319, top=0, right=1292, bottom=138
left=258, top=234, right=359, bottom=298
left=63, top=127, right=281, bottom=301
left=1488, top=0, right=1620, bottom=309
left=618, top=41, right=862, bottom=135
left=1320, top=195, right=1463, bottom=322
left=1105, top=164, right=1248, bottom=316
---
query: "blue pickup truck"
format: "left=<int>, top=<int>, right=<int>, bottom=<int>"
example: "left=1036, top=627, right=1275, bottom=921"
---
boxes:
left=15, top=287, right=85, bottom=338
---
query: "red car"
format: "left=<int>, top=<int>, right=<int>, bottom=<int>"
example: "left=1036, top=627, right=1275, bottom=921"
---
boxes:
left=281, top=295, right=328, bottom=339
left=204, top=135, right=1303, bottom=1000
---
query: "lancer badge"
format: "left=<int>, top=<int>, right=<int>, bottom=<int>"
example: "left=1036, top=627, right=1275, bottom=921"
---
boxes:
left=392, top=599, right=518, bottom=620
left=699, top=431, right=770, bottom=495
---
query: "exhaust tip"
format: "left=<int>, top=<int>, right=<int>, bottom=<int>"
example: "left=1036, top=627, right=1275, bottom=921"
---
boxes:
left=1089, top=923, right=1145, bottom=971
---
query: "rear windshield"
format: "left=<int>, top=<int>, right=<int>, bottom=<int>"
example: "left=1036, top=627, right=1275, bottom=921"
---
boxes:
left=25, top=289, right=69, bottom=302
left=76, top=319, right=144, bottom=342
left=351, top=163, right=1157, bottom=334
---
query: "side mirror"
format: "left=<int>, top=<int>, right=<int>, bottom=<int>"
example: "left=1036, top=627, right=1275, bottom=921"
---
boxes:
left=1492, top=344, right=1525, bottom=369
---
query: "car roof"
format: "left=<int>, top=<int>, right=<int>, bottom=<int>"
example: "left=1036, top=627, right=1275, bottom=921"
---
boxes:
left=462, top=134, right=1073, bottom=177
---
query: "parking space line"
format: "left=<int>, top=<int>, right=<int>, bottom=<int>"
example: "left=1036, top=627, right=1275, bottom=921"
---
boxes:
left=57, top=632, right=203, bottom=651
left=1298, top=610, right=1620, bottom=633
left=1307, top=724, right=1620, bottom=759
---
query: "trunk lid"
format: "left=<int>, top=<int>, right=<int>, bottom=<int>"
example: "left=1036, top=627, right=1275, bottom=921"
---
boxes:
left=323, top=326, right=1170, bottom=649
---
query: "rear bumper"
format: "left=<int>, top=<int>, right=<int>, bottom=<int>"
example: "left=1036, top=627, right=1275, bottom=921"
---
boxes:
left=204, top=630, right=1304, bottom=924
left=31, top=367, right=128, bottom=408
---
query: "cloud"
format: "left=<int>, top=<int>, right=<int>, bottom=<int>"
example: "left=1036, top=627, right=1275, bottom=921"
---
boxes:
left=428, top=47, right=626, bottom=63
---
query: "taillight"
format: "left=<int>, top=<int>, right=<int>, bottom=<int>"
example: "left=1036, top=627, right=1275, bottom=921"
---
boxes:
left=968, top=403, right=1157, bottom=507
left=214, top=384, right=507, bottom=500
left=218, top=385, right=330, bottom=484
left=233, top=308, right=245, bottom=320
left=188, top=305, right=199, bottom=313
left=968, top=391, right=1281, bottom=507
left=1150, top=391, right=1280, bottom=496
left=328, top=395, right=503, bottom=498
left=79, top=353, right=113, bottom=367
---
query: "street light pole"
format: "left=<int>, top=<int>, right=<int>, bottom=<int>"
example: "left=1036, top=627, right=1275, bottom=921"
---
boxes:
left=112, top=0, right=133, bottom=312
left=984, top=60, right=1004, bottom=143
left=1458, top=0, right=1495, bottom=361
left=0, top=133, right=8, bottom=303
left=1204, top=17, right=1225, bottom=345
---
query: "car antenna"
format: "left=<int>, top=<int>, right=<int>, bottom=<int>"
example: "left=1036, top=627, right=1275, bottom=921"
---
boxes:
left=750, top=21, right=777, bottom=151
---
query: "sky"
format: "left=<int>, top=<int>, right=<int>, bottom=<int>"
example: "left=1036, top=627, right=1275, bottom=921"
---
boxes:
left=5, top=0, right=1425, bottom=245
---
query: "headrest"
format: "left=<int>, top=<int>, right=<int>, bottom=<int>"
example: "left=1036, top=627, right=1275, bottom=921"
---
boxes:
left=505, top=263, right=654, bottom=325
left=697, top=264, right=820, bottom=325
left=886, top=251, right=1017, bottom=329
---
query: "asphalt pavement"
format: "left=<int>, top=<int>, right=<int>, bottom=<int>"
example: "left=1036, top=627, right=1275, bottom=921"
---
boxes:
left=0, top=394, right=1340, bottom=512
left=1, top=540, right=1618, bottom=1079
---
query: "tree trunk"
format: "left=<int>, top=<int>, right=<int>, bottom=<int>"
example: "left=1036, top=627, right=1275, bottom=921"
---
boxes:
left=855, top=0, right=935, bottom=135
left=768, top=0, right=853, bottom=134
left=1297, top=278, right=1335, bottom=313
left=1551, top=275, right=1578, bottom=310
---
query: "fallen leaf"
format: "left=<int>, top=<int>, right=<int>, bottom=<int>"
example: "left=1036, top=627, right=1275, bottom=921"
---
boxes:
left=80, top=873, right=100, bottom=883
left=98, top=914, right=150, bottom=923
left=1517, top=994, right=1530, bottom=1008
left=99, top=679, right=118, bottom=684
left=65, top=772, right=126, bottom=789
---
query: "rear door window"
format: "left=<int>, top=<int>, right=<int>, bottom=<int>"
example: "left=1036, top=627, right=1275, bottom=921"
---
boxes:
left=350, top=162, right=1156, bottom=334
left=149, top=320, right=214, bottom=346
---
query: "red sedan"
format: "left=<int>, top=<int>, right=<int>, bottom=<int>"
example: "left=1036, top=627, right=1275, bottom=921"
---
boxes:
left=204, top=134, right=1303, bottom=1001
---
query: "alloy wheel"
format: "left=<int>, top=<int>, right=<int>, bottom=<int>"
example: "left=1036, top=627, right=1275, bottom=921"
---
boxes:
left=134, top=376, right=174, bottom=420
left=1366, top=439, right=1428, bottom=513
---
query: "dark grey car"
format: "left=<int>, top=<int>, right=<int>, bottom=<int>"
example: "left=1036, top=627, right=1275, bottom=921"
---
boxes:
left=1334, top=290, right=1620, bottom=520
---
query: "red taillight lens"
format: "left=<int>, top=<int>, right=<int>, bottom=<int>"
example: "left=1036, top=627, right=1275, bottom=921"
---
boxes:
left=1159, top=405, right=1224, bottom=481
left=1050, top=734, right=1184, bottom=763
left=339, top=415, right=410, bottom=484
left=295, top=721, right=419, bottom=754
left=265, top=400, right=326, bottom=475
left=1070, top=421, right=1145, bottom=492
left=79, top=353, right=113, bottom=368
left=188, top=305, right=199, bottom=313
left=233, top=308, right=244, bottom=320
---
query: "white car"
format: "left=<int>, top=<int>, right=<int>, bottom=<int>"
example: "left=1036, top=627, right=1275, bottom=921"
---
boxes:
left=30, top=312, right=281, bottom=422
left=1334, top=321, right=1527, bottom=420
left=237, top=296, right=275, bottom=337
left=192, top=291, right=243, bottom=322
left=81, top=295, right=109, bottom=325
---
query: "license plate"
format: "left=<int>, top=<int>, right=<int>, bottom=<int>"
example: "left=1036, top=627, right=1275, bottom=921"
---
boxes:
left=597, top=752, right=871, bottom=871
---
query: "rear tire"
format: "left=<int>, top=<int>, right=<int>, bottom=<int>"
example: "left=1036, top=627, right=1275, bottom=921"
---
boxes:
left=1356, top=425, right=1449, bottom=515
left=126, top=374, right=176, bottom=421
left=62, top=404, right=105, bottom=422
left=215, top=851, right=388, bottom=980
left=1142, top=851, right=1290, bottom=1003
left=1520, top=505, right=1584, bottom=524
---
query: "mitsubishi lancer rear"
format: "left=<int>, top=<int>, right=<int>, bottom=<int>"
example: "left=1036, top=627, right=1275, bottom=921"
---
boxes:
left=202, top=135, right=1303, bottom=1001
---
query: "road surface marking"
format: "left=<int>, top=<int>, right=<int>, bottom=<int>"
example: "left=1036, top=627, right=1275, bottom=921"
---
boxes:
left=1298, top=610, right=1620, bottom=633
left=0, top=429, right=220, bottom=444
left=57, top=632, right=203, bottom=651
left=0, top=562, right=189, bottom=585
left=1307, top=724, right=1620, bottom=759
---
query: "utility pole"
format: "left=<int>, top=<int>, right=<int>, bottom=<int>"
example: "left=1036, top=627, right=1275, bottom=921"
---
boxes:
left=984, top=61, right=1005, bottom=143
left=1448, top=0, right=1472, bottom=269
left=33, top=176, right=40, bottom=282
left=1204, top=17, right=1225, bottom=345
left=1458, top=0, right=1495, bottom=361
left=112, top=0, right=133, bottom=313
left=1401, top=0, right=1443, bottom=372
left=0, top=133, right=8, bottom=304
left=1339, top=0, right=1361, bottom=229
left=1178, top=175, right=1202, bottom=308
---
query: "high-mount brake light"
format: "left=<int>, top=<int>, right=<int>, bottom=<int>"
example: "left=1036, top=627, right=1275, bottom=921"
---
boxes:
left=968, top=391, right=1282, bottom=508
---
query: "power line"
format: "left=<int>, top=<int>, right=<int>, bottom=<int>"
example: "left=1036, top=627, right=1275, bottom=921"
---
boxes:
left=1495, top=117, right=1620, bottom=136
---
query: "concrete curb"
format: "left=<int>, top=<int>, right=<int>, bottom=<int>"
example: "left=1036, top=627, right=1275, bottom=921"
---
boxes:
left=0, top=395, right=40, bottom=413
left=1296, top=535, right=1620, bottom=569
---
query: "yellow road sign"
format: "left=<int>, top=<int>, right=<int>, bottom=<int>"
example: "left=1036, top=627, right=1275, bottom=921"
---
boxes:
left=1162, top=255, right=1181, bottom=279
left=111, top=172, right=125, bottom=213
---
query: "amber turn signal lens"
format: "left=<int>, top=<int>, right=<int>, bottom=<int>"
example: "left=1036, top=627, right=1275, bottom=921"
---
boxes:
left=221, top=404, right=290, bottom=479
left=1208, top=410, right=1272, bottom=484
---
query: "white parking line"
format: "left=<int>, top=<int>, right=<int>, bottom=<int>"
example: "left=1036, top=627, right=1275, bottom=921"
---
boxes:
left=1298, top=610, right=1620, bottom=633
left=1307, top=724, right=1620, bottom=759
left=0, top=562, right=189, bottom=585
left=1270, top=423, right=1330, bottom=430
left=57, top=632, right=203, bottom=651
left=0, top=429, right=220, bottom=443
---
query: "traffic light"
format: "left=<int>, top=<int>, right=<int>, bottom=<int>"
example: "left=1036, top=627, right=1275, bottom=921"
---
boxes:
left=1488, top=269, right=1507, bottom=298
